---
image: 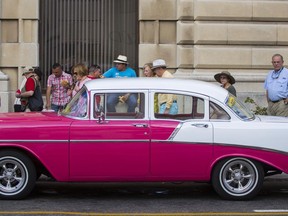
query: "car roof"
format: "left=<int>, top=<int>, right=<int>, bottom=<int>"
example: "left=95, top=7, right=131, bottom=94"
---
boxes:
left=84, top=78, right=229, bottom=102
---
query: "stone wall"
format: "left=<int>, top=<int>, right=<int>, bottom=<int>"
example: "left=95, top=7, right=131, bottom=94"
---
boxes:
left=139, top=0, right=288, bottom=107
left=0, top=0, right=39, bottom=112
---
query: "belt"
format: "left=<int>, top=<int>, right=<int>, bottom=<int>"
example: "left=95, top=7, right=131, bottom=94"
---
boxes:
left=160, top=100, right=177, bottom=106
left=271, top=99, right=284, bottom=103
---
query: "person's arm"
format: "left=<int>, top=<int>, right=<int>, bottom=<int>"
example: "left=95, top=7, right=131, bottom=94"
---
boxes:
left=46, top=86, right=52, bottom=109
left=19, top=90, right=34, bottom=97
left=266, top=90, right=269, bottom=103
left=103, top=68, right=112, bottom=78
left=16, top=78, right=35, bottom=98
left=164, top=94, right=174, bottom=114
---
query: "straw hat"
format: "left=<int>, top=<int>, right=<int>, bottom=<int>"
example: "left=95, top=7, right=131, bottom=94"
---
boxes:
left=22, top=66, right=34, bottom=75
left=151, top=59, right=167, bottom=70
left=113, top=55, right=129, bottom=64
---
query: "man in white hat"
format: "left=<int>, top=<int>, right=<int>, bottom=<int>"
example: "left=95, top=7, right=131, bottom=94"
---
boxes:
left=103, top=55, right=136, bottom=78
left=103, top=55, right=137, bottom=112
left=152, top=59, right=178, bottom=114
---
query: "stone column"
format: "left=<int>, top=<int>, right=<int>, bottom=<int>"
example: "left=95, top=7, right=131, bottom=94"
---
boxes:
left=0, top=71, right=9, bottom=112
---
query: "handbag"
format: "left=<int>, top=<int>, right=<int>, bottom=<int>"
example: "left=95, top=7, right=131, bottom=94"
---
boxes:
left=14, top=98, right=26, bottom=112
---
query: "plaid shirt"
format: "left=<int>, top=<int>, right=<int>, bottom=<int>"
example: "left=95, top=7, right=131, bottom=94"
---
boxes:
left=47, top=71, right=73, bottom=106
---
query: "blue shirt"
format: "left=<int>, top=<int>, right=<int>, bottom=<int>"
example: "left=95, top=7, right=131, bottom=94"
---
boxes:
left=103, top=67, right=136, bottom=78
left=264, top=67, right=288, bottom=101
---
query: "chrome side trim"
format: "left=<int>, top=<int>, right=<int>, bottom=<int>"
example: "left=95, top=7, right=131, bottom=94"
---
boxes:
left=214, top=142, right=288, bottom=155
left=0, top=139, right=149, bottom=143
left=70, top=139, right=149, bottom=143
left=151, top=140, right=213, bottom=145
left=0, top=140, right=68, bottom=143
left=168, top=123, right=183, bottom=140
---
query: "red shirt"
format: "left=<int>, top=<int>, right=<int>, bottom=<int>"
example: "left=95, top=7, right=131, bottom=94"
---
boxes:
left=87, top=75, right=96, bottom=79
left=25, top=77, right=36, bottom=91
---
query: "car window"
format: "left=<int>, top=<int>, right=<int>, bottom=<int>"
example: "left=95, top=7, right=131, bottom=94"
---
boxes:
left=61, top=87, right=88, bottom=118
left=226, top=95, right=255, bottom=120
left=209, top=101, right=230, bottom=120
left=93, top=92, right=145, bottom=119
left=154, top=93, right=204, bottom=120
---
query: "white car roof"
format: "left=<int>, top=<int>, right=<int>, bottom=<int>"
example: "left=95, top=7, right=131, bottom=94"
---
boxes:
left=84, top=78, right=229, bottom=102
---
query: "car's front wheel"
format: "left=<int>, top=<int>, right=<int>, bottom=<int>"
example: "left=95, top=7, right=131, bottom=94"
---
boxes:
left=0, top=150, right=36, bottom=200
left=212, top=157, right=264, bottom=200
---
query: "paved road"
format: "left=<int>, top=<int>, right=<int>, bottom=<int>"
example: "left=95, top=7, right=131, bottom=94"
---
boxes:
left=1, top=174, right=288, bottom=216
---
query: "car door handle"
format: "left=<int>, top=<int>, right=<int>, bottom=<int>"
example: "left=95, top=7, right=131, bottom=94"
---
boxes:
left=132, top=123, right=148, bottom=128
left=191, top=123, right=208, bottom=128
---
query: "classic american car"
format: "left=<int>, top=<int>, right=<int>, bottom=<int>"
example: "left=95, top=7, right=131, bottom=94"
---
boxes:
left=1, top=78, right=288, bottom=200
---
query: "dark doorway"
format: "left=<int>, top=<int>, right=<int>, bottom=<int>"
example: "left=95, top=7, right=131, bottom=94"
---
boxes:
left=39, top=0, right=139, bottom=87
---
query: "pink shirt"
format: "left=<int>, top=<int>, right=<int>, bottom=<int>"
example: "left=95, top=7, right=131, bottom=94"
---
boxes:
left=47, top=71, right=73, bottom=106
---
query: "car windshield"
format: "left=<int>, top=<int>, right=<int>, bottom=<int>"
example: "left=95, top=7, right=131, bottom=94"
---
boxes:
left=61, top=87, right=88, bottom=118
left=226, top=95, right=255, bottom=121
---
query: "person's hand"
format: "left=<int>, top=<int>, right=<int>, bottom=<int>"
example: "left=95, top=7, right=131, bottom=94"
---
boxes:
left=61, top=80, right=70, bottom=89
left=45, top=104, right=51, bottom=110
left=164, top=108, right=170, bottom=114
left=119, top=94, right=130, bottom=103
left=15, top=89, right=21, bottom=98
left=122, top=93, right=130, bottom=102
left=118, top=96, right=125, bottom=103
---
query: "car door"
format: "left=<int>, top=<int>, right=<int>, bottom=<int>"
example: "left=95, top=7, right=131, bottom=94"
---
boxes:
left=69, top=90, right=150, bottom=180
left=150, top=92, right=213, bottom=180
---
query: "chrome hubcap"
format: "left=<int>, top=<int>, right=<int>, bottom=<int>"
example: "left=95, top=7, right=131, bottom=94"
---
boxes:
left=0, top=158, right=26, bottom=194
left=221, top=159, right=257, bottom=195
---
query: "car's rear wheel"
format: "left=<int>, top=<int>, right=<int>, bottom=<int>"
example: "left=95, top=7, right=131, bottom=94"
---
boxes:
left=0, top=150, right=36, bottom=200
left=212, top=157, right=264, bottom=200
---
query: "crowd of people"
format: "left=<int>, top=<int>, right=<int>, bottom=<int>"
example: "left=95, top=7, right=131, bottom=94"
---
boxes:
left=14, top=53, right=288, bottom=117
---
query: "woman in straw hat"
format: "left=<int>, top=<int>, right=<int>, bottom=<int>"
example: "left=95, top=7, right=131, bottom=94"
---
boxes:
left=214, top=71, right=237, bottom=96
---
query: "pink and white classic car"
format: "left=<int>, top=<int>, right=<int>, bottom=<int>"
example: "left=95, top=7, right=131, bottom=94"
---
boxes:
left=1, top=78, right=288, bottom=200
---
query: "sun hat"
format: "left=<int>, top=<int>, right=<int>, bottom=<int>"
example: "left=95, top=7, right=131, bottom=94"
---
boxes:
left=151, top=59, right=167, bottom=70
left=214, top=71, right=236, bottom=84
left=22, top=66, right=34, bottom=75
left=113, top=55, right=129, bottom=64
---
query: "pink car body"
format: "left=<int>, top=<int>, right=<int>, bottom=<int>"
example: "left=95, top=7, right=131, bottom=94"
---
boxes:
left=1, top=78, right=288, bottom=200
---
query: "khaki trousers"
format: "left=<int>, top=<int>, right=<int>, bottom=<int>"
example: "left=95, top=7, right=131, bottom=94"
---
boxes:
left=268, top=100, right=288, bottom=117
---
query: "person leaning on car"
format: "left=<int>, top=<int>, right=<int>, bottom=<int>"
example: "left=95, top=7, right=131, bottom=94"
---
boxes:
left=152, top=59, right=178, bottom=115
left=264, top=53, right=288, bottom=116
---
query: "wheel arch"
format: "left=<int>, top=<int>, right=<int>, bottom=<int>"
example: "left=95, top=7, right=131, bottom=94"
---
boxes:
left=210, top=154, right=282, bottom=180
left=0, top=145, right=52, bottom=179
left=210, top=155, right=266, bottom=200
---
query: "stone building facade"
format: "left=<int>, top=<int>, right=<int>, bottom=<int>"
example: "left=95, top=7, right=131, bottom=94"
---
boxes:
left=1, top=0, right=288, bottom=112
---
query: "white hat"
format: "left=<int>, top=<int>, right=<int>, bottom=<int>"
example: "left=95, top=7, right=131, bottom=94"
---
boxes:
left=113, top=55, right=129, bottom=64
left=22, top=66, right=34, bottom=75
left=152, top=59, right=167, bottom=70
